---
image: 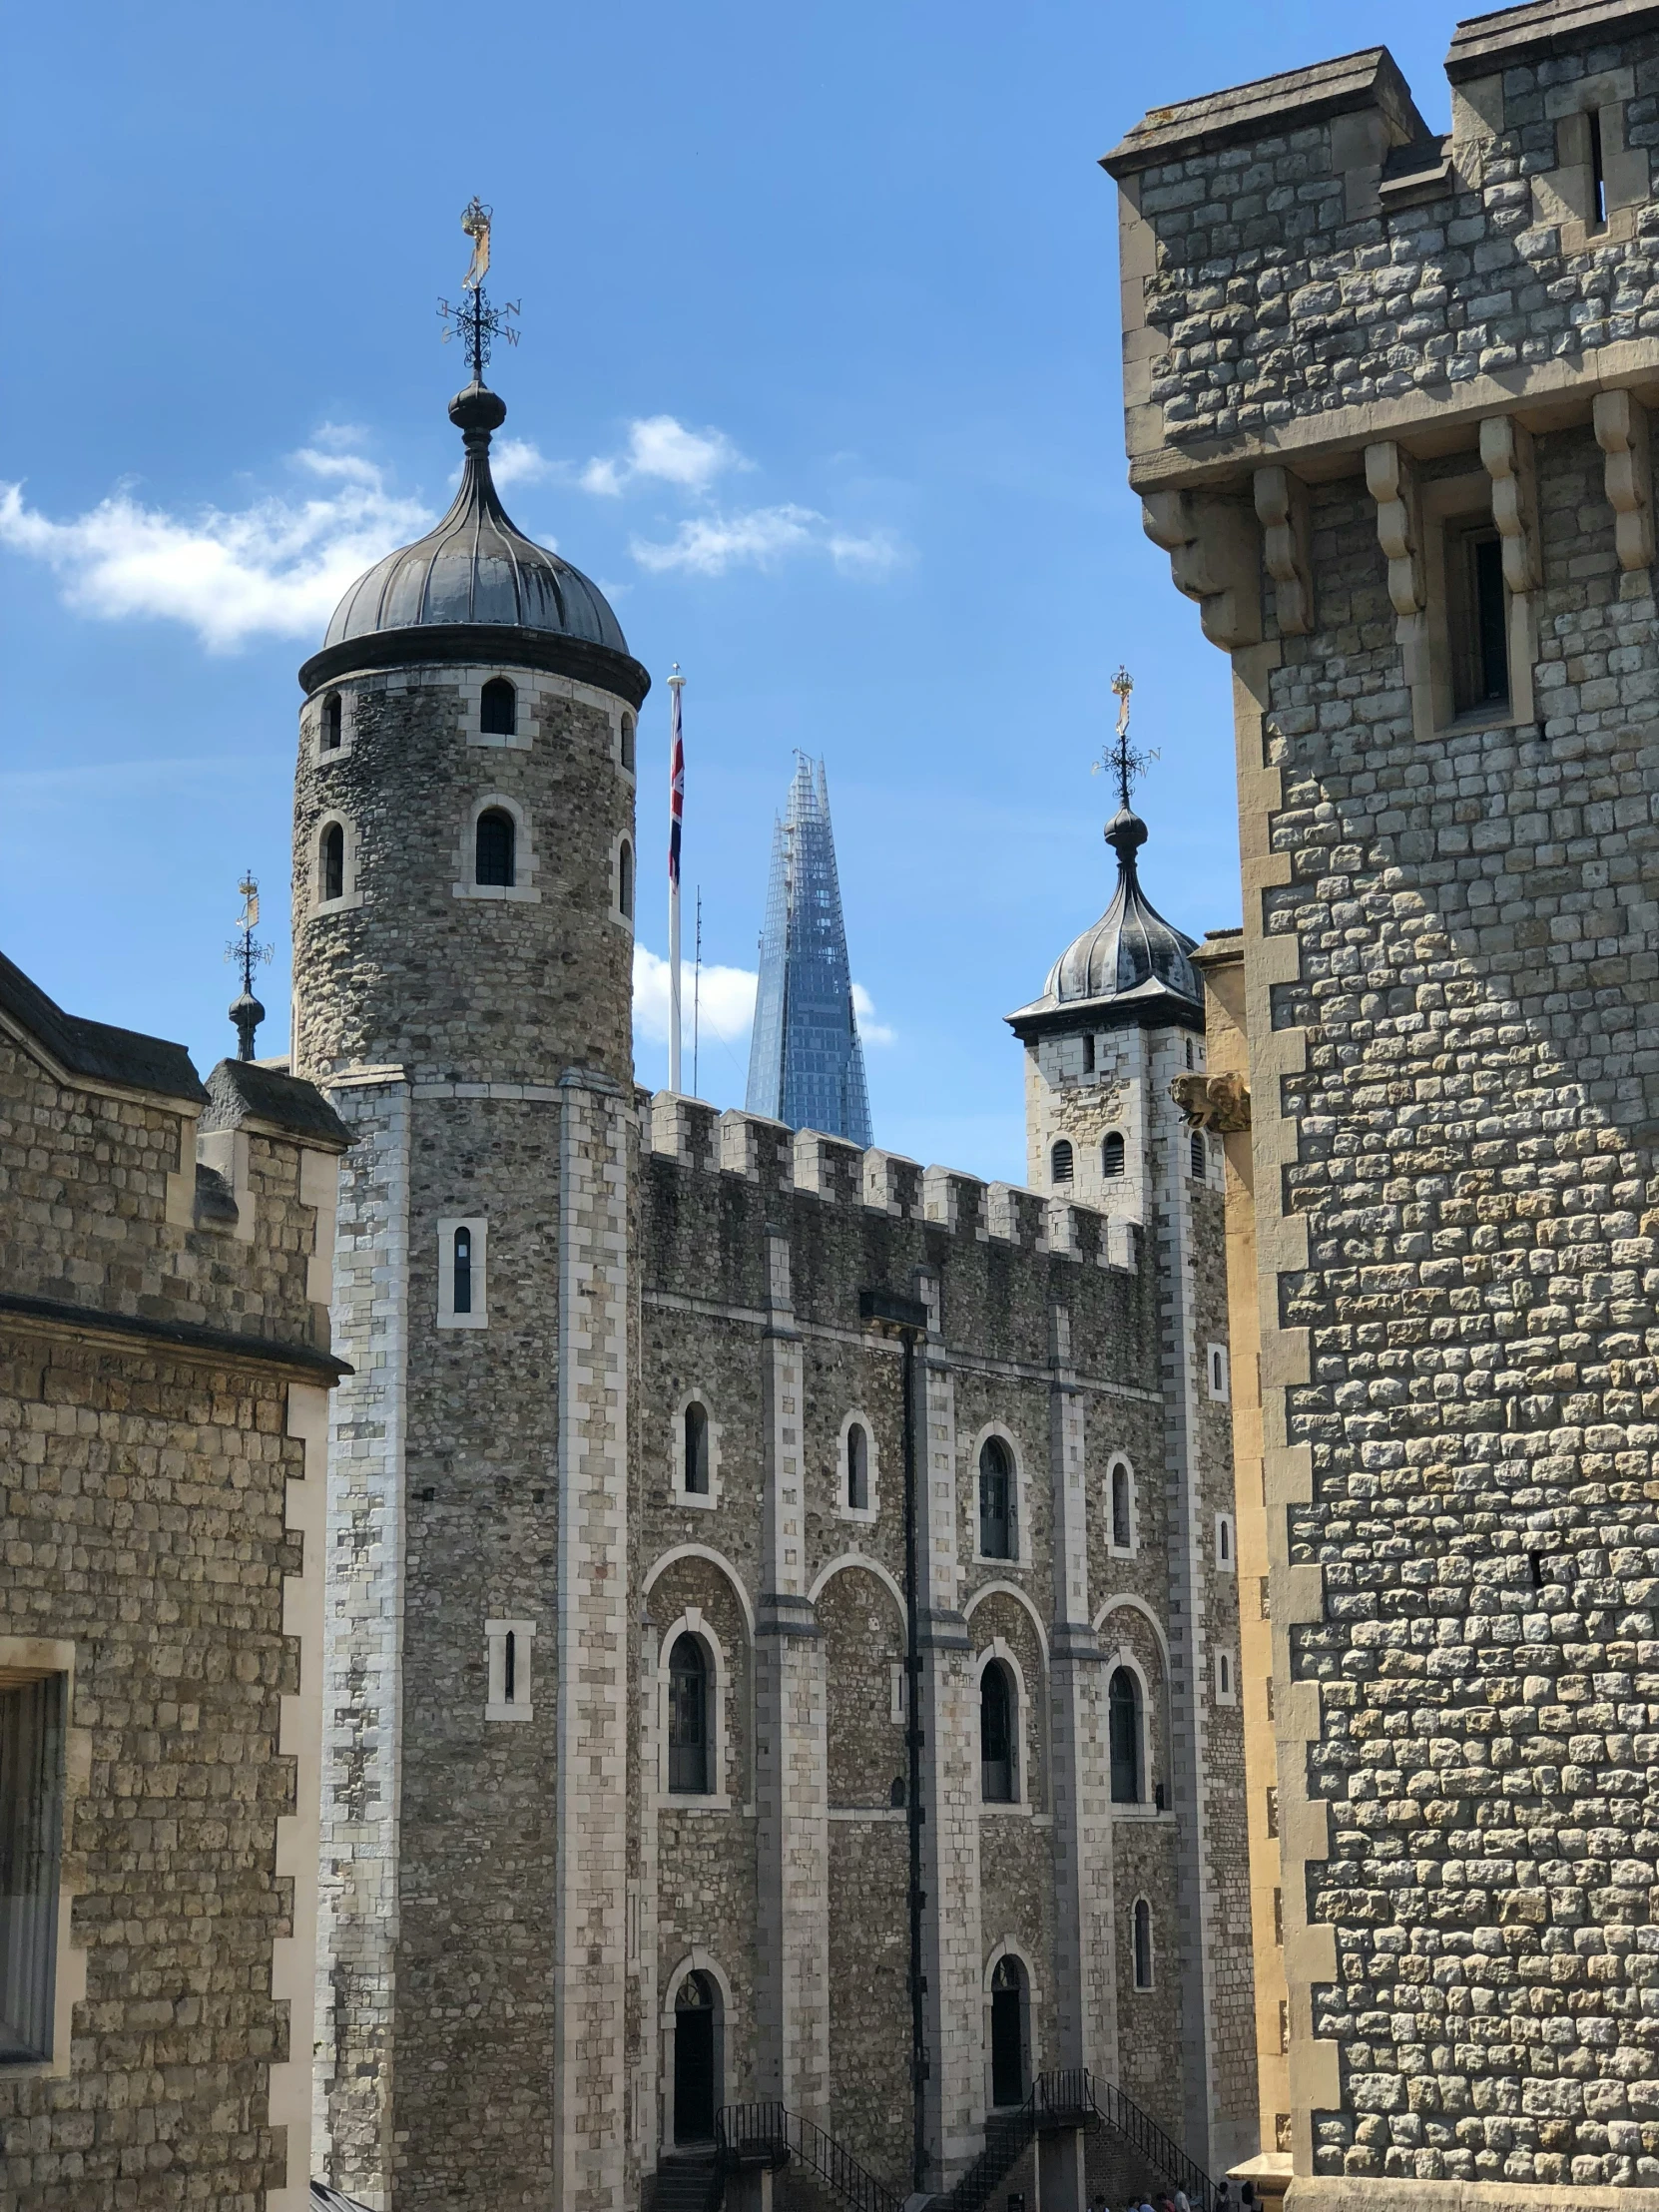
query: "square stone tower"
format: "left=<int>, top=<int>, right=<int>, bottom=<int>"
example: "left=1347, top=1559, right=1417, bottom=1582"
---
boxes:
left=1106, top=3, right=1659, bottom=2203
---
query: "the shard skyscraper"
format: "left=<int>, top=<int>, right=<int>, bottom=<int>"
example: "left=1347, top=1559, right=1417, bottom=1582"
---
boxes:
left=746, top=754, right=873, bottom=1146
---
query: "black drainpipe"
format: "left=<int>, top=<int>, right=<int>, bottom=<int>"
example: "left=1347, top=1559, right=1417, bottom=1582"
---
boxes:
left=860, top=1287, right=931, bottom=2197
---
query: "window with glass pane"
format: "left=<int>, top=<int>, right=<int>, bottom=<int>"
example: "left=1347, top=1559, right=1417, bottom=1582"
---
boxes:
left=668, top=1634, right=710, bottom=1795
left=1108, top=1667, right=1143, bottom=1805
left=978, top=1437, right=1013, bottom=1558
left=980, top=1661, right=1015, bottom=1803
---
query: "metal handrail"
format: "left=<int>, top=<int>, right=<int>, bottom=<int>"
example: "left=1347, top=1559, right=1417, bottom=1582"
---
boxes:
left=929, top=2086, right=1043, bottom=2212
left=715, top=2101, right=902, bottom=2212
left=1038, top=2070, right=1218, bottom=2212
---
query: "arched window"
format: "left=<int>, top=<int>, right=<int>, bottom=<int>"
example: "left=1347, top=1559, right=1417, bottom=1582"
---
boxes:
left=621, top=712, right=636, bottom=773
left=978, top=1436, right=1014, bottom=1559
left=1109, top=1667, right=1143, bottom=1805
left=845, top=1421, right=869, bottom=1511
left=668, top=1634, right=710, bottom=1795
left=503, top=1627, right=517, bottom=1704
left=618, top=838, right=635, bottom=921
left=320, top=822, right=344, bottom=904
left=683, top=1402, right=710, bottom=1495
left=476, top=808, right=515, bottom=887
left=1102, top=1130, right=1126, bottom=1179
left=1110, top=1461, right=1134, bottom=1551
left=321, top=692, right=342, bottom=751
left=480, top=677, right=517, bottom=737
left=989, top=1955, right=1026, bottom=2107
left=1189, top=1130, right=1207, bottom=1181
left=980, top=1660, right=1016, bottom=1803
left=1133, top=1898, right=1154, bottom=1989
left=1216, top=1512, right=1234, bottom=1568
left=1050, top=1138, right=1074, bottom=1185
left=452, top=1226, right=473, bottom=1316
left=673, top=1970, right=719, bottom=2143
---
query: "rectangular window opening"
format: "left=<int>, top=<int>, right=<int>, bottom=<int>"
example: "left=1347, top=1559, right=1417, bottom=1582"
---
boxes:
left=0, top=1673, right=67, bottom=2065
left=1449, top=524, right=1509, bottom=718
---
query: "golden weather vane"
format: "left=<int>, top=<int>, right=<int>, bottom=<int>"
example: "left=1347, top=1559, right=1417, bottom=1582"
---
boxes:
left=438, top=199, right=520, bottom=382
left=1092, top=665, right=1159, bottom=811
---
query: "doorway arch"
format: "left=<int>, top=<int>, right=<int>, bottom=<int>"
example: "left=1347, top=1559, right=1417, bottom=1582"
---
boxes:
left=672, top=1968, right=721, bottom=2144
left=988, top=1952, right=1028, bottom=2108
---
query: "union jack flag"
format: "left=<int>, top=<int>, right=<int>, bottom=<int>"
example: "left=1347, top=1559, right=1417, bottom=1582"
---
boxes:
left=669, top=681, right=684, bottom=889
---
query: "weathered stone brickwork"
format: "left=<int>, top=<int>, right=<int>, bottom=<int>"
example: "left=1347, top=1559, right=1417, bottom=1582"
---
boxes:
left=0, top=956, right=347, bottom=2212
left=1109, top=4, right=1659, bottom=2202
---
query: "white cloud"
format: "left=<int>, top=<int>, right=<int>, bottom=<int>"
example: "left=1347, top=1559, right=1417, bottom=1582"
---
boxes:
left=630, top=505, right=905, bottom=579
left=0, top=448, right=431, bottom=653
left=490, top=437, right=552, bottom=488
left=852, top=982, right=895, bottom=1047
left=582, top=414, right=747, bottom=498
left=633, top=946, right=759, bottom=1048
left=630, top=504, right=819, bottom=576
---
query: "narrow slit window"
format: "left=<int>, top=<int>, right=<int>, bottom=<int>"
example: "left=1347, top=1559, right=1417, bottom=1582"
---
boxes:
left=845, top=1421, right=869, bottom=1511
left=480, top=677, right=517, bottom=737
left=621, top=713, right=636, bottom=772
left=1589, top=108, right=1608, bottom=229
left=452, top=1226, right=473, bottom=1315
left=476, top=809, right=515, bottom=887
left=618, top=839, right=635, bottom=921
left=1050, top=1139, right=1074, bottom=1185
left=1216, top=1512, right=1234, bottom=1567
left=1102, top=1130, right=1125, bottom=1179
left=1082, top=1033, right=1096, bottom=1075
left=320, top=823, right=344, bottom=904
left=1451, top=525, right=1510, bottom=716
left=503, top=1629, right=516, bottom=1704
left=321, top=692, right=342, bottom=751
left=1190, top=1130, right=1206, bottom=1181
left=684, top=1403, right=710, bottom=1495
left=1110, top=1462, right=1133, bottom=1551
left=1132, top=1898, right=1153, bottom=1989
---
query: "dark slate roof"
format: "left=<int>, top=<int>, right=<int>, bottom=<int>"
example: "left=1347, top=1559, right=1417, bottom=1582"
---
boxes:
left=1005, top=808, right=1203, bottom=1038
left=0, top=946, right=206, bottom=1103
left=323, top=382, right=628, bottom=656
left=201, top=1059, right=352, bottom=1151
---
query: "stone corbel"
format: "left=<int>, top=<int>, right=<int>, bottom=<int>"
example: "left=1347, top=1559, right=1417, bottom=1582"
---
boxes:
left=1252, top=465, right=1315, bottom=636
left=1365, top=440, right=1432, bottom=738
left=1479, top=414, right=1540, bottom=722
left=1593, top=389, right=1654, bottom=573
left=1142, top=489, right=1262, bottom=650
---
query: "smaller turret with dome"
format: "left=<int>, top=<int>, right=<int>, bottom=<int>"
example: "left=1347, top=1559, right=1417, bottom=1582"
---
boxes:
left=1006, top=673, right=1209, bottom=1211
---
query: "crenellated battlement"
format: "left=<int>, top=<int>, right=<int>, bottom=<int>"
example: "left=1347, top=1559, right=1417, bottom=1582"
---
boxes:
left=641, top=1091, right=1135, bottom=1271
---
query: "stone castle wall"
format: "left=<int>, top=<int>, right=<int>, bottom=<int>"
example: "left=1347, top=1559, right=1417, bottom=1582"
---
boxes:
left=1108, top=3, right=1659, bottom=2199
left=0, top=980, right=345, bottom=2212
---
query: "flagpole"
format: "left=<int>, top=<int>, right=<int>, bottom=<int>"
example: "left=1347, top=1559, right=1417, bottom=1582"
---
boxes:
left=667, top=665, right=686, bottom=1095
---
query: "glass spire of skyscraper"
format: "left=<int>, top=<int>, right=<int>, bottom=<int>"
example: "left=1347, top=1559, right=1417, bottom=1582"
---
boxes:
left=745, top=754, right=873, bottom=1147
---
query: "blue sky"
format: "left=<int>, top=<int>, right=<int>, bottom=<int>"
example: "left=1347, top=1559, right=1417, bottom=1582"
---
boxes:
left=1, top=0, right=1460, bottom=1183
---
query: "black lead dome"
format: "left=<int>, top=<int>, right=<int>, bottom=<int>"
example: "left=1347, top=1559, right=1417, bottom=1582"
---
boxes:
left=321, top=381, right=629, bottom=657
